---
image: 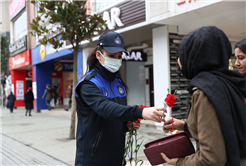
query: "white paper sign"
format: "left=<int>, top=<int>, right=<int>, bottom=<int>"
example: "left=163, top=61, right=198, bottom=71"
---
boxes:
left=16, top=80, right=24, bottom=100
left=32, top=82, right=37, bottom=99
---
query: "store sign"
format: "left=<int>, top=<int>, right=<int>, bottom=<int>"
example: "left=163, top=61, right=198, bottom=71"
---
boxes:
left=52, top=62, right=73, bottom=72
left=122, top=50, right=147, bottom=62
left=9, top=0, right=26, bottom=20
left=98, top=0, right=146, bottom=31
left=103, top=7, right=124, bottom=30
left=9, top=35, right=27, bottom=57
left=177, top=0, right=196, bottom=5
left=9, top=49, right=31, bottom=70
left=26, top=70, right=32, bottom=78
left=31, top=43, right=73, bottom=65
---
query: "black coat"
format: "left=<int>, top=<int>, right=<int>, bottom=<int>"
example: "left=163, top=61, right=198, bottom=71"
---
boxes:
left=24, top=90, right=34, bottom=109
left=7, top=93, right=16, bottom=108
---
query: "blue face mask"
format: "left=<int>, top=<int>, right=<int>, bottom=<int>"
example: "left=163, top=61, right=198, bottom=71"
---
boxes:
left=99, top=51, right=122, bottom=73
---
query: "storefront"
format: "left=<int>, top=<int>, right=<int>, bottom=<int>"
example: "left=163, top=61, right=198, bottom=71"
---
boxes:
left=8, top=0, right=36, bottom=107
left=85, top=0, right=245, bottom=128
left=31, top=42, right=83, bottom=111
left=8, top=48, right=32, bottom=107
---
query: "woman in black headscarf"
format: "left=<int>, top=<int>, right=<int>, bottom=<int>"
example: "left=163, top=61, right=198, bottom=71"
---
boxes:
left=162, top=26, right=246, bottom=166
left=235, top=38, right=246, bottom=76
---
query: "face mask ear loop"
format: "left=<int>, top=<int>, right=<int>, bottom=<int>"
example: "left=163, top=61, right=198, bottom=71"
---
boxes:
left=98, top=51, right=105, bottom=64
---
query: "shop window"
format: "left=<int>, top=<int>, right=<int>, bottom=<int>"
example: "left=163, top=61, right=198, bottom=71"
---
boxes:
left=13, top=10, right=27, bottom=41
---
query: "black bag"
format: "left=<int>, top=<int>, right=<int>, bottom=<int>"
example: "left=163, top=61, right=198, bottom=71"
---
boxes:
left=6, top=100, right=9, bottom=108
left=23, top=99, right=25, bottom=103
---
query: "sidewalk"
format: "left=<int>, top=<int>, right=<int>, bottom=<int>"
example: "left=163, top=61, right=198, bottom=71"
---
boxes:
left=1, top=133, right=68, bottom=165
left=1, top=106, right=173, bottom=166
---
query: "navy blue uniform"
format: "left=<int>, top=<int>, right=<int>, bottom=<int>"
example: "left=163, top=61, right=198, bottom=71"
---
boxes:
left=75, top=62, right=143, bottom=166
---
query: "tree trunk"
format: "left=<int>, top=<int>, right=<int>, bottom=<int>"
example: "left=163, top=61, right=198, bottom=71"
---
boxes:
left=69, top=48, right=78, bottom=139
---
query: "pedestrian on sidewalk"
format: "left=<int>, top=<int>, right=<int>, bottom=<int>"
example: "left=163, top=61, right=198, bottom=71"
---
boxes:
left=162, top=26, right=246, bottom=166
left=24, top=87, right=34, bottom=116
left=51, top=85, right=58, bottom=106
left=75, top=31, right=166, bottom=166
left=42, top=84, right=53, bottom=110
left=6, top=91, right=15, bottom=113
left=235, top=38, right=246, bottom=76
left=65, top=85, right=72, bottom=111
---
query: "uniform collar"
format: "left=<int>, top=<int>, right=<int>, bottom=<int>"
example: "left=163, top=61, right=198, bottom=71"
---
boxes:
left=94, top=61, right=118, bottom=82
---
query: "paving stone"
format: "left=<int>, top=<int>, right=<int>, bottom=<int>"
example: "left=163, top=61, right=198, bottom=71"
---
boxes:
left=1, top=133, right=69, bottom=166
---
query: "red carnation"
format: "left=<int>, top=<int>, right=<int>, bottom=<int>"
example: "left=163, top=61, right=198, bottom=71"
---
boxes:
left=164, top=94, right=176, bottom=107
left=137, top=118, right=143, bottom=123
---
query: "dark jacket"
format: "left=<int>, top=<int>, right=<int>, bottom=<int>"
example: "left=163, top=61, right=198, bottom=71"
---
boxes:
left=68, top=87, right=72, bottom=104
left=75, top=62, right=143, bottom=166
left=69, top=88, right=72, bottom=100
left=7, top=93, right=16, bottom=108
left=42, top=87, right=53, bottom=100
left=24, top=90, right=34, bottom=109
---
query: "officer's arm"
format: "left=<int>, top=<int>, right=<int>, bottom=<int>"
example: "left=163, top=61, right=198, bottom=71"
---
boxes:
left=78, top=81, right=143, bottom=121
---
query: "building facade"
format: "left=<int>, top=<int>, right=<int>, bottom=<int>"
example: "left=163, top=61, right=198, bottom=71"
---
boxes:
left=7, top=0, right=36, bottom=107
left=0, top=1, right=11, bottom=106
left=82, top=0, right=245, bottom=128
left=4, top=0, right=244, bottom=116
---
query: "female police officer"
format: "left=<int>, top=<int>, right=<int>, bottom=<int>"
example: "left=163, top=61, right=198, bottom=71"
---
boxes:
left=75, top=31, right=166, bottom=166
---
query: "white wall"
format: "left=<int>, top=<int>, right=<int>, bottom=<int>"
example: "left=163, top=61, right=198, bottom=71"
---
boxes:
left=147, top=0, right=222, bottom=24
left=153, top=25, right=170, bottom=129
left=82, top=48, right=94, bottom=75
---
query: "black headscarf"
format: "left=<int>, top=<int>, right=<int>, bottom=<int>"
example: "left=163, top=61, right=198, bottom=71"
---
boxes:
left=179, top=26, right=246, bottom=166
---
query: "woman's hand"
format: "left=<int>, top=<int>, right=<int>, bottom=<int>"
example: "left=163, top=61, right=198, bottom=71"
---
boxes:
left=142, top=107, right=166, bottom=123
left=163, top=117, right=185, bottom=132
left=133, top=122, right=140, bottom=130
left=127, top=122, right=141, bottom=130
left=160, top=153, right=178, bottom=166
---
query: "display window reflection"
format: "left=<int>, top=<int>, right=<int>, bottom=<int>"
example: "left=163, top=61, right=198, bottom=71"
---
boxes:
left=13, top=10, right=27, bottom=41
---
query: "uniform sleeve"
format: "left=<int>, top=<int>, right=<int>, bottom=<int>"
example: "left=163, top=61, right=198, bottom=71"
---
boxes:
left=176, top=90, right=226, bottom=166
left=78, top=81, right=143, bottom=121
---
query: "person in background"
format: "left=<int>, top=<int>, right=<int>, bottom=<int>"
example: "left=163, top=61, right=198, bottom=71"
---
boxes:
left=24, top=87, right=34, bottom=116
left=75, top=31, right=166, bottom=166
left=7, top=91, right=16, bottom=113
left=235, top=38, right=246, bottom=76
left=65, top=85, right=72, bottom=111
left=42, top=84, right=53, bottom=110
left=3, top=92, right=6, bottom=107
left=51, top=85, right=58, bottom=106
left=162, top=26, right=246, bottom=166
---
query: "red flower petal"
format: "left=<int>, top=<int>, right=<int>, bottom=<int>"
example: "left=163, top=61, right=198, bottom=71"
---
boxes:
left=164, top=94, right=176, bottom=107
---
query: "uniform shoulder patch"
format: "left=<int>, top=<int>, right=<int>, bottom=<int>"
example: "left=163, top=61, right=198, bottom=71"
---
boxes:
left=117, top=86, right=125, bottom=95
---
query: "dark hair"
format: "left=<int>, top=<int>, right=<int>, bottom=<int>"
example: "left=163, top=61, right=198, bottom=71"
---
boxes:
left=235, top=38, right=246, bottom=54
left=81, top=45, right=129, bottom=93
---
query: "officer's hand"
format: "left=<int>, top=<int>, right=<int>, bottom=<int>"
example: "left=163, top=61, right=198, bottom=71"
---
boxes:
left=142, top=107, right=166, bottom=123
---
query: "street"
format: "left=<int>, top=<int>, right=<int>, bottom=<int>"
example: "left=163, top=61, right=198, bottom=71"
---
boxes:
left=1, top=106, right=176, bottom=166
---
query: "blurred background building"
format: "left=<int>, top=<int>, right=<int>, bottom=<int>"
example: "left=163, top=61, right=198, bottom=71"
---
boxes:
left=1, top=0, right=245, bottom=125
left=0, top=0, right=11, bottom=107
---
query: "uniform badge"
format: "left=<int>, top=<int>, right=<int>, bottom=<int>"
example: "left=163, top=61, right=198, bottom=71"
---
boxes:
left=117, top=86, right=124, bottom=95
left=103, top=87, right=108, bottom=97
left=115, top=36, right=121, bottom=44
